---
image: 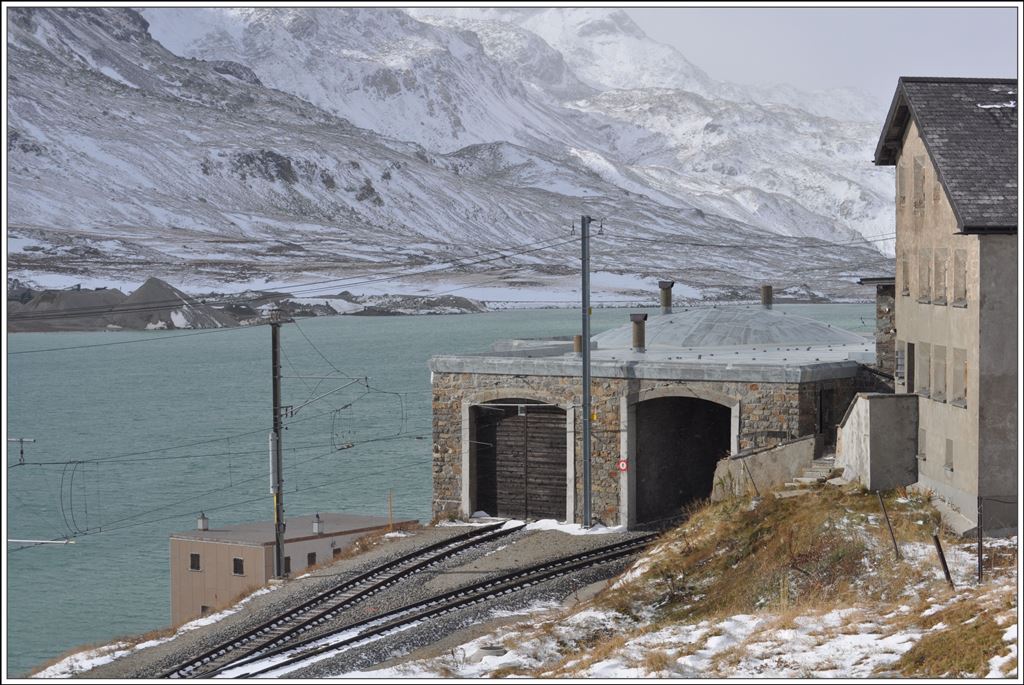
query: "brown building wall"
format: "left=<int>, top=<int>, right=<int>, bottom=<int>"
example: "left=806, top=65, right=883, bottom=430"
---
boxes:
left=432, top=370, right=858, bottom=526
left=170, top=539, right=269, bottom=627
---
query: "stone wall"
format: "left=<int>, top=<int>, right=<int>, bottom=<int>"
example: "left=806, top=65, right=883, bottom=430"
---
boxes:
left=431, top=370, right=862, bottom=524
left=875, top=283, right=896, bottom=376
left=711, top=436, right=816, bottom=501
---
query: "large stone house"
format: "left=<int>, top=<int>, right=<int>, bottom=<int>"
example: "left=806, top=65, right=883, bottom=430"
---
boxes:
left=874, top=77, right=1018, bottom=533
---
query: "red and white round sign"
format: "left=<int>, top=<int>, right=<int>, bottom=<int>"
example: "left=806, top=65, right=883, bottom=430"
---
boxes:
left=617, top=459, right=628, bottom=472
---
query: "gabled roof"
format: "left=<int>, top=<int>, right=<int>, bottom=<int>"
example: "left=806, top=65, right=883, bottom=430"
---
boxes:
left=875, top=77, right=1018, bottom=234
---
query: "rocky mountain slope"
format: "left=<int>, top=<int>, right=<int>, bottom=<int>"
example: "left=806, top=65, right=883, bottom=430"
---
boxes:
left=7, top=7, right=893, bottom=304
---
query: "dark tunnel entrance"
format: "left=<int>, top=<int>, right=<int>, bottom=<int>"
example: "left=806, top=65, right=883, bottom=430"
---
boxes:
left=635, top=396, right=732, bottom=525
left=473, top=399, right=566, bottom=520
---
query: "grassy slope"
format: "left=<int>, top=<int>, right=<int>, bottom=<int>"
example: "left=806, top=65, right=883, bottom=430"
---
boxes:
left=379, top=485, right=1018, bottom=678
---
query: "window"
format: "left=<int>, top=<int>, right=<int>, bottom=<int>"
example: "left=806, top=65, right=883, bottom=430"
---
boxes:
left=232, top=557, right=244, bottom=576
left=953, top=249, right=968, bottom=305
left=895, top=341, right=906, bottom=381
left=918, top=248, right=931, bottom=302
left=906, top=342, right=916, bottom=392
left=913, top=155, right=926, bottom=213
left=333, top=547, right=342, bottom=558
left=897, top=161, right=907, bottom=208
left=189, top=553, right=201, bottom=571
left=900, top=253, right=911, bottom=296
left=284, top=556, right=291, bottom=575
left=951, top=348, right=967, bottom=407
left=932, top=346, right=946, bottom=402
left=917, top=343, right=931, bottom=397
left=307, top=552, right=317, bottom=567
left=944, top=439, right=954, bottom=472
left=933, top=249, right=948, bottom=304
left=918, top=426, right=927, bottom=460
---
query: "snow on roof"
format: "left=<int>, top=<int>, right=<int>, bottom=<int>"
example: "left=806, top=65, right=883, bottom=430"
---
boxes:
left=592, top=306, right=867, bottom=349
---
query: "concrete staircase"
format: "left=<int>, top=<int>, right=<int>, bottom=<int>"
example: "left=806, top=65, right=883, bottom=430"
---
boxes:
left=775, top=455, right=842, bottom=499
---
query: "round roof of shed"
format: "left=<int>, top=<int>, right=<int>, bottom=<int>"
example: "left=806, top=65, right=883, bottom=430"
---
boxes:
left=592, top=306, right=867, bottom=349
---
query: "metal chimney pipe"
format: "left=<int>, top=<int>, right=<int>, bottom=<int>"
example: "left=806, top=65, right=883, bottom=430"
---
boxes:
left=630, top=313, right=648, bottom=352
left=760, top=284, right=773, bottom=309
left=572, top=334, right=583, bottom=355
left=197, top=512, right=209, bottom=531
left=658, top=280, right=674, bottom=315
left=313, top=512, right=324, bottom=536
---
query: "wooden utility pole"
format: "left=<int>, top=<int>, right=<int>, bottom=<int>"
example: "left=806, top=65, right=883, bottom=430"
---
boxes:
left=270, top=309, right=286, bottom=578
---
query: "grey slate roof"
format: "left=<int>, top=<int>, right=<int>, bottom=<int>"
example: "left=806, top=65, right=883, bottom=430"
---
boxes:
left=875, top=77, right=1018, bottom=233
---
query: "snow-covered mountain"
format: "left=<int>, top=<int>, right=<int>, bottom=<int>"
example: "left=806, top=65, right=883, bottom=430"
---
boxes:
left=7, top=7, right=892, bottom=303
left=140, top=7, right=892, bottom=251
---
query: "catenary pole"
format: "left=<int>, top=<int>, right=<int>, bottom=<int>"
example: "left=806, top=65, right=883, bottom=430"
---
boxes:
left=581, top=215, right=592, bottom=528
left=8, top=438, right=35, bottom=465
left=270, top=309, right=286, bottom=578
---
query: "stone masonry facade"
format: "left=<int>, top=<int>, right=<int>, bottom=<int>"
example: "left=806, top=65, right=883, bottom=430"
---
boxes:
left=432, top=370, right=860, bottom=525
left=875, top=283, right=896, bottom=376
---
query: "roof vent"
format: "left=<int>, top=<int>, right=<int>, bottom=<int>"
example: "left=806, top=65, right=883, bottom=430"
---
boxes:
left=630, top=313, right=648, bottom=353
left=197, top=512, right=209, bottom=531
left=658, top=280, right=675, bottom=315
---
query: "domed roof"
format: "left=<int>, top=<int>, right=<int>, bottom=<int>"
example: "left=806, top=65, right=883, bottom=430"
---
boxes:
left=592, top=306, right=867, bottom=350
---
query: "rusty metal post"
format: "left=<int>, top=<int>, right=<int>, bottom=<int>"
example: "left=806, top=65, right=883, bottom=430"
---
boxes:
left=877, top=491, right=901, bottom=559
left=760, top=284, right=773, bottom=309
left=977, top=496, right=983, bottom=584
left=932, top=533, right=955, bottom=590
left=572, top=334, right=583, bottom=355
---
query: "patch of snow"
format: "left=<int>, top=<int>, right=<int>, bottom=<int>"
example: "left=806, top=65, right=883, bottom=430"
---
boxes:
left=523, top=519, right=625, bottom=535
left=31, top=643, right=133, bottom=678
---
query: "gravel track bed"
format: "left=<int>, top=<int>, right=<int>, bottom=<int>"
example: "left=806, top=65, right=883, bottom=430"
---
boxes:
left=78, top=525, right=475, bottom=679
left=286, top=558, right=634, bottom=678
left=81, top=526, right=646, bottom=679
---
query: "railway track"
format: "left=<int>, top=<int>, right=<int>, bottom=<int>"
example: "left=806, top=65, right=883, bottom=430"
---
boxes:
left=164, top=521, right=522, bottom=679
left=214, top=533, right=657, bottom=679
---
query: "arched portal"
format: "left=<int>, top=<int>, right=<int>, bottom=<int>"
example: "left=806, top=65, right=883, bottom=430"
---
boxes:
left=471, top=398, right=567, bottom=520
left=634, top=396, right=732, bottom=525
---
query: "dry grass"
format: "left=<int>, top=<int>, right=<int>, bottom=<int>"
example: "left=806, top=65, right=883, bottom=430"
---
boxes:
left=891, top=599, right=1010, bottom=677
left=643, top=649, right=673, bottom=674
left=597, top=488, right=915, bottom=626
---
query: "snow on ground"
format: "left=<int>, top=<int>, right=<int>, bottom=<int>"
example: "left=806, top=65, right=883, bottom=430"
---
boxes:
left=32, top=586, right=278, bottom=678
left=332, top=531, right=1018, bottom=679
left=523, top=519, right=625, bottom=535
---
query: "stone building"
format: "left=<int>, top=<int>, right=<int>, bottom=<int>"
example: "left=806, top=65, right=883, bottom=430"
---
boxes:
left=873, top=76, right=1018, bottom=533
left=858, top=276, right=896, bottom=378
left=430, top=292, right=881, bottom=528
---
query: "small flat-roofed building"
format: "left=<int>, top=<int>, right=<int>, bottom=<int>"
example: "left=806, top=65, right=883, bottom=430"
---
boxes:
left=430, top=295, right=884, bottom=529
left=169, top=512, right=415, bottom=625
left=874, top=76, right=1018, bottom=534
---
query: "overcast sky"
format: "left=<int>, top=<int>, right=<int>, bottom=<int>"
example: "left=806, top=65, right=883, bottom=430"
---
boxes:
left=627, top=6, right=1018, bottom=106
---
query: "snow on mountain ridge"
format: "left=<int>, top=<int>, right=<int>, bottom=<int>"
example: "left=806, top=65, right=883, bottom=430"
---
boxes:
left=8, top=7, right=891, bottom=302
